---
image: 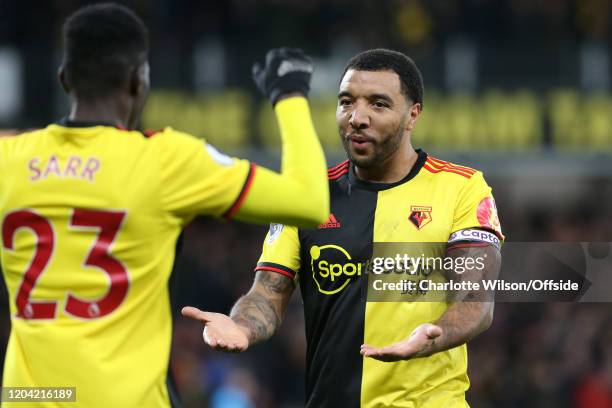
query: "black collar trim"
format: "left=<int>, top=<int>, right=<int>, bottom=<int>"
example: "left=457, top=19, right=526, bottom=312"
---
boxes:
left=347, top=149, right=427, bottom=191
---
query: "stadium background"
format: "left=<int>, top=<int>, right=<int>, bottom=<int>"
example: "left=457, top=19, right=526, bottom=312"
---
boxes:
left=1, top=0, right=612, bottom=407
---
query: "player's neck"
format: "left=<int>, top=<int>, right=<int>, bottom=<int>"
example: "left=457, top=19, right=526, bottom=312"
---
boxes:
left=68, top=98, right=130, bottom=128
left=355, top=145, right=418, bottom=184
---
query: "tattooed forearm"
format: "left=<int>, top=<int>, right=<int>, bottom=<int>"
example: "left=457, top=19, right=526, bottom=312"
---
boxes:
left=231, top=292, right=279, bottom=343
left=429, top=243, right=501, bottom=354
left=230, top=271, right=295, bottom=344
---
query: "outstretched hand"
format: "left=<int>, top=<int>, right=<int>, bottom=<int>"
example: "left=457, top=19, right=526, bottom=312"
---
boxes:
left=360, top=323, right=443, bottom=362
left=181, top=306, right=249, bottom=352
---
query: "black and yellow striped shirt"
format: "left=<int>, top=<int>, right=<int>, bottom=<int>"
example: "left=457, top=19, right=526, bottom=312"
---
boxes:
left=256, top=150, right=503, bottom=408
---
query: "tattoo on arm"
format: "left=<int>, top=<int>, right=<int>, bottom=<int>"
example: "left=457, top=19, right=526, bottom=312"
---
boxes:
left=432, top=243, right=501, bottom=353
left=230, top=271, right=295, bottom=344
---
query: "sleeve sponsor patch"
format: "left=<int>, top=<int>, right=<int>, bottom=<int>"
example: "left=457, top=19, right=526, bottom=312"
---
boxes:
left=448, top=228, right=501, bottom=249
left=476, top=197, right=503, bottom=238
left=267, top=223, right=284, bottom=244
left=205, top=143, right=235, bottom=166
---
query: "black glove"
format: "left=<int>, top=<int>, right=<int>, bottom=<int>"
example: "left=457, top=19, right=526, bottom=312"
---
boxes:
left=252, top=47, right=314, bottom=106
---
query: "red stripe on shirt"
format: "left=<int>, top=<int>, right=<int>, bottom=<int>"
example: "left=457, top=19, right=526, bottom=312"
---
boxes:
left=223, top=163, right=257, bottom=220
left=329, top=168, right=349, bottom=180
left=328, top=162, right=350, bottom=177
left=328, top=160, right=350, bottom=174
left=423, top=162, right=474, bottom=178
left=254, top=265, right=295, bottom=279
left=427, top=157, right=476, bottom=174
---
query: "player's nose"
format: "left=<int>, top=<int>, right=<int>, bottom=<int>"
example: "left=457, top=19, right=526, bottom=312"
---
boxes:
left=349, top=105, right=370, bottom=129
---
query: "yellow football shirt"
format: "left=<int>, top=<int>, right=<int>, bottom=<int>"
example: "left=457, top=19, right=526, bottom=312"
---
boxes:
left=0, top=95, right=329, bottom=408
left=0, top=122, right=254, bottom=407
left=255, top=150, right=503, bottom=408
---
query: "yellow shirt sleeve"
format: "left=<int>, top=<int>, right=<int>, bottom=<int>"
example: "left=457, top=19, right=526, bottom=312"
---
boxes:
left=255, top=224, right=301, bottom=281
left=232, top=97, right=330, bottom=228
left=156, top=97, right=329, bottom=228
left=451, top=172, right=504, bottom=240
left=155, top=128, right=251, bottom=223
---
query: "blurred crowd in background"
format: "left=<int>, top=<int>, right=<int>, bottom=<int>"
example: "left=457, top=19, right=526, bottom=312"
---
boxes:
left=3, top=0, right=612, bottom=147
left=1, top=0, right=612, bottom=407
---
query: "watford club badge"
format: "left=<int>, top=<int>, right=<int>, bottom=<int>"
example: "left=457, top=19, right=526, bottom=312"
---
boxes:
left=409, top=206, right=432, bottom=229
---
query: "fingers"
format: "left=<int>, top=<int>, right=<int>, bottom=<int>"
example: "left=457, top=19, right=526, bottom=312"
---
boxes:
left=283, top=47, right=309, bottom=61
left=426, top=325, right=443, bottom=339
left=181, top=306, right=203, bottom=320
left=360, top=342, right=412, bottom=362
left=203, top=327, right=248, bottom=353
left=360, top=345, right=395, bottom=362
left=266, top=48, right=282, bottom=66
left=360, top=344, right=379, bottom=358
left=252, top=62, right=262, bottom=78
left=360, top=343, right=398, bottom=360
left=279, top=47, right=305, bottom=57
left=203, top=326, right=217, bottom=347
left=183, top=306, right=249, bottom=353
left=181, top=306, right=215, bottom=323
left=360, top=325, right=442, bottom=362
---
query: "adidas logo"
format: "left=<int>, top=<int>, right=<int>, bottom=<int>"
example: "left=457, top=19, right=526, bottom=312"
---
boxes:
left=318, top=213, right=341, bottom=229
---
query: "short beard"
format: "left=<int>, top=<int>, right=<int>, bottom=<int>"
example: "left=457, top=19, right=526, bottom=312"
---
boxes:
left=340, top=120, right=405, bottom=170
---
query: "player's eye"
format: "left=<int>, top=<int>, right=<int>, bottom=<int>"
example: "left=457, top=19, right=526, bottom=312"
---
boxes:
left=373, top=101, right=389, bottom=109
left=338, top=98, right=352, bottom=107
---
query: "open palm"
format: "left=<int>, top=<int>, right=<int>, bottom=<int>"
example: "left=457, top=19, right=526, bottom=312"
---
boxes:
left=360, top=323, right=443, bottom=362
left=181, top=306, right=249, bottom=352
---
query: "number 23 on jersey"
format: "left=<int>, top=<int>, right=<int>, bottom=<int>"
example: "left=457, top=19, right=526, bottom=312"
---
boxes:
left=2, top=209, right=129, bottom=320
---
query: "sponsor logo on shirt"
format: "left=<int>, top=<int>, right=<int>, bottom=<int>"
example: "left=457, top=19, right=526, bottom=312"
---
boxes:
left=205, top=143, right=235, bottom=166
left=477, top=197, right=503, bottom=237
left=317, top=213, right=341, bottom=229
left=310, top=244, right=363, bottom=295
left=267, top=224, right=284, bottom=244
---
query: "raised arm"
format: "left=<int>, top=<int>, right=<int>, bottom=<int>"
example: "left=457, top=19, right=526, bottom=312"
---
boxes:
left=232, top=96, right=329, bottom=227
left=181, top=271, right=294, bottom=352
left=232, top=48, right=329, bottom=227
left=160, top=48, right=328, bottom=228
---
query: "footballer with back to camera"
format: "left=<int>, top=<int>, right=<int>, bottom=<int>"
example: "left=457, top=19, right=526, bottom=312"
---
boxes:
left=184, top=49, right=504, bottom=407
left=0, top=3, right=331, bottom=408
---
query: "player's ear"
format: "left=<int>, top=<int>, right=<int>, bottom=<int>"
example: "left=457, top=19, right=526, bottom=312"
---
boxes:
left=129, top=61, right=150, bottom=97
left=405, top=102, right=422, bottom=132
left=58, top=66, right=70, bottom=94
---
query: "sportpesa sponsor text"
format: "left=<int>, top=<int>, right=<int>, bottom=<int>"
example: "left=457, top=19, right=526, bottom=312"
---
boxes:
left=310, top=243, right=486, bottom=295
